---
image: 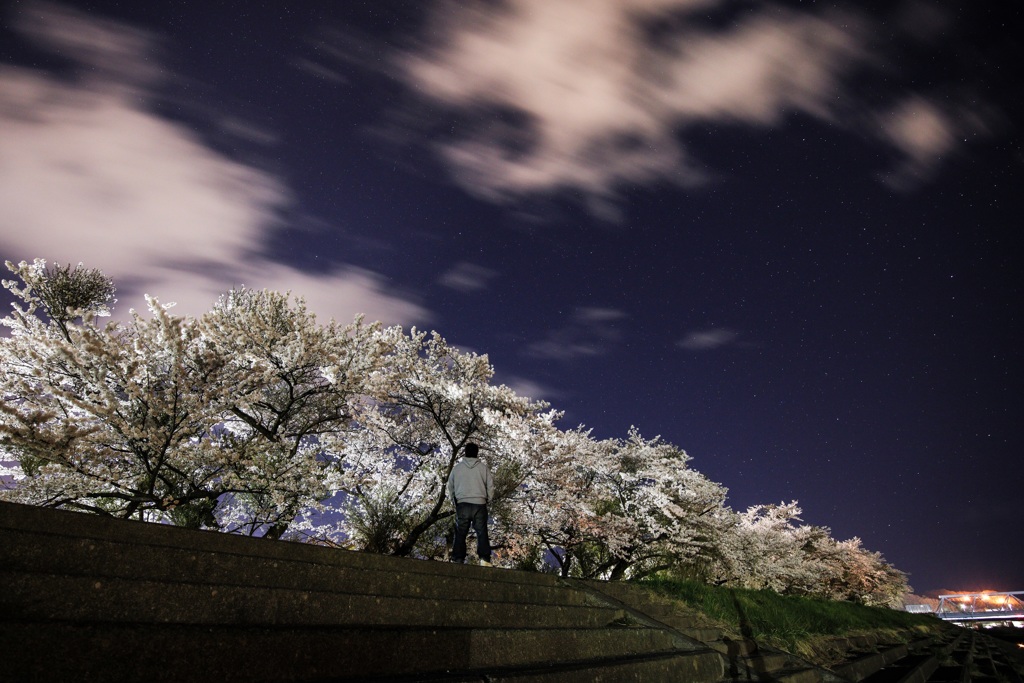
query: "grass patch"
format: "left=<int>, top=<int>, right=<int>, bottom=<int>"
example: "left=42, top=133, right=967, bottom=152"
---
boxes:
left=639, top=576, right=942, bottom=656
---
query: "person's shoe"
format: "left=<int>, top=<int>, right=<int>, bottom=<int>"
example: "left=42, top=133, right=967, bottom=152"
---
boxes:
left=479, top=560, right=493, bottom=567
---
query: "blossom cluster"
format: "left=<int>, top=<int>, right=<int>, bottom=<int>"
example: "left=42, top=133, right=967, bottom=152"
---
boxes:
left=0, top=260, right=908, bottom=606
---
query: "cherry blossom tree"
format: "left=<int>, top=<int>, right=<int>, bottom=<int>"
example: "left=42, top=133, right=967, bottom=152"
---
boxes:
left=707, top=501, right=909, bottom=606
left=502, top=426, right=729, bottom=580
left=0, top=260, right=236, bottom=522
left=4, top=259, right=116, bottom=341
left=822, top=537, right=910, bottom=607
left=710, top=502, right=827, bottom=592
left=326, top=328, right=554, bottom=557
left=199, top=288, right=388, bottom=537
left=581, top=429, right=729, bottom=580
left=0, top=265, right=382, bottom=534
left=497, top=426, right=610, bottom=575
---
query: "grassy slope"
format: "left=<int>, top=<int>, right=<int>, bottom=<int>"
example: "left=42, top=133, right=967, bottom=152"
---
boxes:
left=640, top=577, right=947, bottom=664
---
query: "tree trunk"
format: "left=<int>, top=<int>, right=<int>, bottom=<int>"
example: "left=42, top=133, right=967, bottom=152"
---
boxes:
left=264, top=521, right=289, bottom=540
left=608, top=558, right=631, bottom=581
left=392, top=509, right=453, bottom=557
left=392, top=441, right=467, bottom=557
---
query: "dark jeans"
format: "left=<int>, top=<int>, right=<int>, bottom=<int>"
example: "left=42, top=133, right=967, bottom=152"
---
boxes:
left=452, top=502, right=491, bottom=562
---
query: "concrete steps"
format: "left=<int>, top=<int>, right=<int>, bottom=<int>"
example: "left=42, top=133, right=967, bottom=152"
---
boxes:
left=2, top=516, right=584, bottom=606
left=2, top=570, right=626, bottom=629
left=0, top=501, right=724, bottom=682
left=832, top=641, right=917, bottom=681
left=908, top=629, right=1023, bottom=683
left=829, top=629, right=1024, bottom=683
left=1, top=621, right=709, bottom=681
left=13, top=501, right=1016, bottom=683
left=581, top=578, right=847, bottom=683
left=849, top=633, right=958, bottom=683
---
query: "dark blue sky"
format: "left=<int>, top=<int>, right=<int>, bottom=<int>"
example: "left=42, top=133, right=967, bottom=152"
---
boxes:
left=1, top=0, right=1020, bottom=593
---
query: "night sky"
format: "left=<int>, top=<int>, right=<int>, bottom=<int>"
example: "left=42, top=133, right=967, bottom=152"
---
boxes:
left=1, top=0, right=1020, bottom=594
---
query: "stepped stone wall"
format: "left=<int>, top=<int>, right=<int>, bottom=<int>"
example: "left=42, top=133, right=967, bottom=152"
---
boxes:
left=4, top=501, right=1021, bottom=683
left=1, top=501, right=722, bottom=682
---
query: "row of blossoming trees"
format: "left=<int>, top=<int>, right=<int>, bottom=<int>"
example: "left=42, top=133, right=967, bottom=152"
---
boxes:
left=0, top=259, right=908, bottom=606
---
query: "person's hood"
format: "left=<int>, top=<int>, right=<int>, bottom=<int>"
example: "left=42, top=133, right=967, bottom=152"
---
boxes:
left=463, top=458, right=482, bottom=468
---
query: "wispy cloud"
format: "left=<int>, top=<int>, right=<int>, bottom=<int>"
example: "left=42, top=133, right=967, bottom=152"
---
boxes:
left=526, top=306, right=628, bottom=360
left=15, top=1, right=163, bottom=87
left=677, top=328, right=739, bottom=351
left=380, top=0, right=993, bottom=215
left=874, top=96, right=988, bottom=190
left=292, top=58, right=348, bottom=84
left=499, top=375, right=562, bottom=404
left=0, top=2, right=427, bottom=326
left=438, top=262, right=498, bottom=292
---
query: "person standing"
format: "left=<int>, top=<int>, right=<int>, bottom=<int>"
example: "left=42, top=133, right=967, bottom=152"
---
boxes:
left=447, top=443, right=493, bottom=566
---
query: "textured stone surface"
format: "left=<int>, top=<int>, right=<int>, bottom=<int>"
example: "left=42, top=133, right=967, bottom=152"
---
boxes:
left=1, top=501, right=726, bottom=682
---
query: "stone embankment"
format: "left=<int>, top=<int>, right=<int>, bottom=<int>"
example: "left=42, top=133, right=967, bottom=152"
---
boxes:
left=3, top=500, right=1022, bottom=682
